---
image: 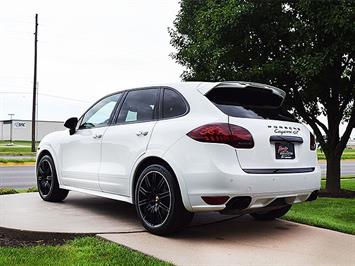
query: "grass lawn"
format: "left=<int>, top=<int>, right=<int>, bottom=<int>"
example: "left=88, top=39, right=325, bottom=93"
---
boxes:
left=0, top=237, right=169, bottom=266
left=283, top=178, right=355, bottom=235
left=321, top=175, right=355, bottom=180
left=283, top=197, right=355, bottom=234
left=0, top=158, right=36, bottom=163
left=321, top=178, right=355, bottom=191
left=0, top=152, right=36, bottom=156
left=317, top=148, right=355, bottom=160
left=0, top=140, right=36, bottom=163
left=0, top=140, right=38, bottom=154
left=0, top=187, right=38, bottom=195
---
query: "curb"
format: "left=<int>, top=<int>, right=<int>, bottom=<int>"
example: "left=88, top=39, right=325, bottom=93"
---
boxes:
left=0, top=226, right=93, bottom=240
left=0, top=162, right=35, bottom=167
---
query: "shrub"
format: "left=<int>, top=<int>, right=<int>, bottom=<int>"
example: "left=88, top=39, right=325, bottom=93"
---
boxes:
left=0, top=188, right=18, bottom=195
left=27, top=186, right=38, bottom=192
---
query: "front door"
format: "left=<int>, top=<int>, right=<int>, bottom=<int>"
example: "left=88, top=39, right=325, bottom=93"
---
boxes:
left=60, top=93, right=122, bottom=190
left=99, top=88, right=160, bottom=196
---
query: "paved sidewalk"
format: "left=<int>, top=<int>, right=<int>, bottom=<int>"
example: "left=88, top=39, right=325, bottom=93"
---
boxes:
left=1, top=192, right=354, bottom=265
left=100, top=218, right=355, bottom=266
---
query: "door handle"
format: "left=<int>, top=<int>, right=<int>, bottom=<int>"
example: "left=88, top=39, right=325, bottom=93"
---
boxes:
left=93, top=134, right=103, bottom=139
left=136, top=131, right=149, bottom=136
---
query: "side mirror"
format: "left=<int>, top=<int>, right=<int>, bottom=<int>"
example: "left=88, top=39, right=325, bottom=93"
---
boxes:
left=64, top=117, right=78, bottom=135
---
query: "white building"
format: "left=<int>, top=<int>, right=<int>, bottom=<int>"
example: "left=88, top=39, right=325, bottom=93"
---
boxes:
left=0, top=119, right=65, bottom=141
left=347, top=138, right=355, bottom=149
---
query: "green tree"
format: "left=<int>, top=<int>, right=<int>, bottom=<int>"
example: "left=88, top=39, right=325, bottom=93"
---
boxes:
left=170, top=0, right=355, bottom=194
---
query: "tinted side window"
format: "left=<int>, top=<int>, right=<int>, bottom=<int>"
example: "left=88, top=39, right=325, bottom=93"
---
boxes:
left=117, top=89, right=159, bottom=123
left=80, top=93, right=121, bottom=129
left=162, top=89, right=187, bottom=118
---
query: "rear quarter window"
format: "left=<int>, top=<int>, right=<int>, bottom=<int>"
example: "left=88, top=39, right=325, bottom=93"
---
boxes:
left=162, top=89, right=188, bottom=119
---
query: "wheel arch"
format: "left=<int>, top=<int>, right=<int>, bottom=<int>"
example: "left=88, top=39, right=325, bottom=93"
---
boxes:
left=37, top=149, right=52, bottom=161
left=131, top=156, right=191, bottom=211
left=132, top=156, right=173, bottom=200
left=36, top=146, right=62, bottom=184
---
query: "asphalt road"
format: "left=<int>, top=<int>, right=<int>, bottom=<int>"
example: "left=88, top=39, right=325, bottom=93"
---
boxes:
left=1, top=162, right=355, bottom=189
left=0, top=166, right=36, bottom=189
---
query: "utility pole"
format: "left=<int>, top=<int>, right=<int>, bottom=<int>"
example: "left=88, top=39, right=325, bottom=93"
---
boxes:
left=36, top=82, right=39, bottom=141
left=8, top=113, right=14, bottom=144
left=31, top=14, right=38, bottom=152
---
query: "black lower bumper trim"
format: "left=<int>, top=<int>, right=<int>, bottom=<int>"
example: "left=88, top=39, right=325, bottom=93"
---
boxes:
left=243, top=167, right=315, bottom=174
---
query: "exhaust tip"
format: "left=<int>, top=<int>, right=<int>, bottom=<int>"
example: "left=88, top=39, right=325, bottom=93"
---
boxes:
left=306, top=190, right=319, bottom=202
left=224, top=196, right=252, bottom=211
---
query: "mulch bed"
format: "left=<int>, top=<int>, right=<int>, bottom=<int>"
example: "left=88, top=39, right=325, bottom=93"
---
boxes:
left=319, top=189, right=355, bottom=198
left=0, top=227, right=91, bottom=247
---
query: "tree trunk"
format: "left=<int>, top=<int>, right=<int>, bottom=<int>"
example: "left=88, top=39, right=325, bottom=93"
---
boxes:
left=325, top=153, right=341, bottom=193
left=324, top=99, right=342, bottom=194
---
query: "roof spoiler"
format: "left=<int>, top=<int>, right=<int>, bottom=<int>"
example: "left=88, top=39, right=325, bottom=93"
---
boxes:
left=198, top=81, right=286, bottom=104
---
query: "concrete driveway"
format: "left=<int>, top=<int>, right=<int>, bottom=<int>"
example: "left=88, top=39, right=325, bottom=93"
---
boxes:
left=1, top=192, right=354, bottom=265
left=101, top=219, right=355, bottom=266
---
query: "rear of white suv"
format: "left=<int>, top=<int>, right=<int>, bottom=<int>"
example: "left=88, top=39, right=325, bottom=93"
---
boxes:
left=37, top=81, right=320, bottom=236
left=157, top=82, right=320, bottom=221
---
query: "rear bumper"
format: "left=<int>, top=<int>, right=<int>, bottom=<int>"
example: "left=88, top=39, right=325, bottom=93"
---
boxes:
left=163, top=136, right=321, bottom=212
left=187, top=167, right=321, bottom=212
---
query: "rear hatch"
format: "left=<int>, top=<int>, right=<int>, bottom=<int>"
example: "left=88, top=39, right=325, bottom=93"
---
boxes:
left=204, top=82, right=317, bottom=171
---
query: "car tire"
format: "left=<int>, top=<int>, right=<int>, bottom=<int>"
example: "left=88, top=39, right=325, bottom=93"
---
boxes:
left=134, top=164, right=194, bottom=235
left=250, top=205, right=292, bottom=221
left=37, top=155, right=69, bottom=202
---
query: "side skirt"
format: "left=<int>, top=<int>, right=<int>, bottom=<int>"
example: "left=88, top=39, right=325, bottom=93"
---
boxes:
left=60, top=185, right=133, bottom=204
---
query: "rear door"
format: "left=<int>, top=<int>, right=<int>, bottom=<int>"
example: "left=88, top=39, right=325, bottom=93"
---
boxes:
left=205, top=82, right=317, bottom=170
left=99, top=88, right=160, bottom=196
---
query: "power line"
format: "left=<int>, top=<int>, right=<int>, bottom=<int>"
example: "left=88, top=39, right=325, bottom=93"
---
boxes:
left=0, top=91, right=91, bottom=103
left=37, top=92, right=91, bottom=103
left=0, top=74, right=32, bottom=79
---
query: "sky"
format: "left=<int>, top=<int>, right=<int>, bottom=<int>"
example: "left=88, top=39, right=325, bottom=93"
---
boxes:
left=0, top=0, right=183, bottom=121
left=0, top=0, right=352, bottom=138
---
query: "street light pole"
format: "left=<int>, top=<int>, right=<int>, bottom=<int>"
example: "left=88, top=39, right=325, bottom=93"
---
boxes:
left=8, top=113, right=14, bottom=143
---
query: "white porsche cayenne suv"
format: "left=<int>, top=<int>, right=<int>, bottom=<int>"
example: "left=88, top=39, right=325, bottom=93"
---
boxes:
left=36, top=81, right=321, bottom=235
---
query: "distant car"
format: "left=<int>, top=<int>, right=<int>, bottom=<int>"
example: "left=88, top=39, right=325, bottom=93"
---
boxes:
left=36, top=82, right=321, bottom=235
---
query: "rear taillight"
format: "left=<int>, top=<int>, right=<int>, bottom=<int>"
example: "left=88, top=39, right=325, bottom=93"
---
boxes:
left=310, top=132, right=316, bottom=150
left=187, top=123, right=254, bottom=149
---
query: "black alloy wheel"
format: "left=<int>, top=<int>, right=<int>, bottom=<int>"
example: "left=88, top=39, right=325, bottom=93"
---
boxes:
left=137, top=171, right=171, bottom=227
left=135, top=164, right=194, bottom=235
left=37, top=155, right=69, bottom=202
left=37, top=157, right=53, bottom=196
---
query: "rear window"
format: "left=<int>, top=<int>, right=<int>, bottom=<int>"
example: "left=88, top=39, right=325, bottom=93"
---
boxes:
left=206, top=87, right=297, bottom=122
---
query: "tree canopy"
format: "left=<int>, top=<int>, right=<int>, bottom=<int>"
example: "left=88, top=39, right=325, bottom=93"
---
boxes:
left=170, top=0, right=355, bottom=193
